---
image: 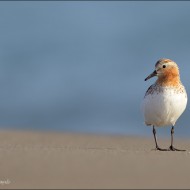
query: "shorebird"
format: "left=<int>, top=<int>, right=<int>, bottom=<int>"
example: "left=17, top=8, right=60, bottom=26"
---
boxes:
left=142, top=58, right=187, bottom=151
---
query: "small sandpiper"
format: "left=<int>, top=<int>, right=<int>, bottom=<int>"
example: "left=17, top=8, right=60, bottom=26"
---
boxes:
left=142, top=58, right=187, bottom=151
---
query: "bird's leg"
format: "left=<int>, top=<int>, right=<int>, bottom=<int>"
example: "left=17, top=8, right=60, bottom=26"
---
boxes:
left=152, top=126, right=168, bottom=151
left=169, top=126, right=186, bottom=151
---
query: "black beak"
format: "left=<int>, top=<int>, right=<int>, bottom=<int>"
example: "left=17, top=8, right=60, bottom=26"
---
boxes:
left=144, top=70, right=157, bottom=81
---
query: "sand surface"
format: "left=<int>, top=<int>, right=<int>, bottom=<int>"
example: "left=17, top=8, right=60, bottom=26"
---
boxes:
left=0, top=130, right=190, bottom=189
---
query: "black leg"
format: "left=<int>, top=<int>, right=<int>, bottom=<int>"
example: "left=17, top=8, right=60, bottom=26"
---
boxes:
left=168, top=126, right=186, bottom=151
left=152, top=126, right=168, bottom=151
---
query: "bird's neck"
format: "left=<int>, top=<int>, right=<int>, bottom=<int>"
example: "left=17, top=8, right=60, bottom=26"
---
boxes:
left=156, top=75, right=181, bottom=87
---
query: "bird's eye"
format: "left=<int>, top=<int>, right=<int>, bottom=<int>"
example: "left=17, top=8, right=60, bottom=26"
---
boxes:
left=163, top=65, right=166, bottom=68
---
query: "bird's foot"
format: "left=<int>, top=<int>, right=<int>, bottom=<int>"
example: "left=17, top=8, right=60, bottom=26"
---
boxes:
left=168, top=145, right=186, bottom=151
left=154, top=146, right=168, bottom=151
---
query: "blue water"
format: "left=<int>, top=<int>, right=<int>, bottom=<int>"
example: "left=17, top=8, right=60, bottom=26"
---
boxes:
left=0, top=2, right=190, bottom=137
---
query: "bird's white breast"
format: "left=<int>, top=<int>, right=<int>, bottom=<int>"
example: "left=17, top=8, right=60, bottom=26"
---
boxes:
left=142, top=86, right=187, bottom=127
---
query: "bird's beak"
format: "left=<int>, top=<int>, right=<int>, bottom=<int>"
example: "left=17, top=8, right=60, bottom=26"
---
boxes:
left=145, top=70, right=157, bottom=81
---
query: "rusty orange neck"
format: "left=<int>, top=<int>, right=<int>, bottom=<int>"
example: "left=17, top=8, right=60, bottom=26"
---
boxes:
left=156, top=74, right=181, bottom=87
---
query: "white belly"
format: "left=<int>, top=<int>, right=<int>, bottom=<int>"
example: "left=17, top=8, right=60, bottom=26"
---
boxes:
left=142, top=88, right=187, bottom=127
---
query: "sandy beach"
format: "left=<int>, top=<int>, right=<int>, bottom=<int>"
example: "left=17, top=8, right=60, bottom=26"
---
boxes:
left=0, top=130, right=190, bottom=189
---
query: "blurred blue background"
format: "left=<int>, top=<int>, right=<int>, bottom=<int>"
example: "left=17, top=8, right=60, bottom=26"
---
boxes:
left=0, top=1, right=190, bottom=137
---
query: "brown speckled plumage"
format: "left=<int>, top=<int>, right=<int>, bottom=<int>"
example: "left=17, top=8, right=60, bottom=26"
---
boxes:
left=144, top=83, right=186, bottom=98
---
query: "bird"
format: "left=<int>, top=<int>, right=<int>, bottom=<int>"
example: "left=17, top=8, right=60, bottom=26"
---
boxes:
left=142, top=58, right=187, bottom=151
